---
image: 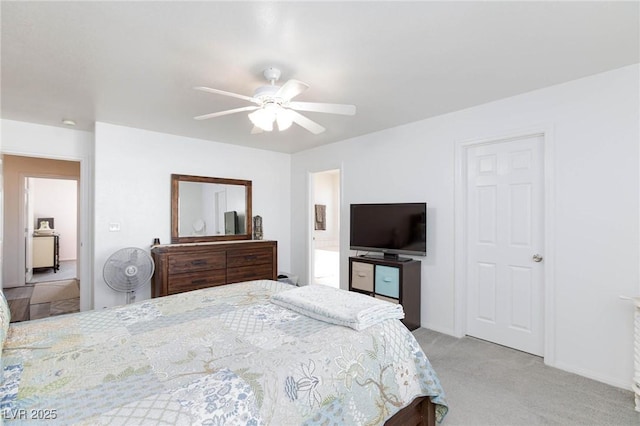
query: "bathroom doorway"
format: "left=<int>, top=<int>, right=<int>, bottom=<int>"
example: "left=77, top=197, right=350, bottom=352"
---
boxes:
left=310, top=169, right=341, bottom=287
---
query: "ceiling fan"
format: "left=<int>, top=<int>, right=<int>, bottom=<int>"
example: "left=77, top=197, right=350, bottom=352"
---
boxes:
left=194, top=67, right=356, bottom=135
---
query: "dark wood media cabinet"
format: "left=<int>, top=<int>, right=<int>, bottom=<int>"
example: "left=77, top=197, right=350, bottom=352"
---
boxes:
left=151, top=240, right=277, bottom=297
left=348, top=255, right=421, bottom=331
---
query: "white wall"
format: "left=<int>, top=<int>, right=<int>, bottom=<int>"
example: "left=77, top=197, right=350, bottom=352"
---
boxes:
left=291, top=64, right=640, bottom=389
left=31, top=178, right=78, bottom=260
left=94, top=123, right=291, bottom=308
left=1, top=119, right=94, bottom=310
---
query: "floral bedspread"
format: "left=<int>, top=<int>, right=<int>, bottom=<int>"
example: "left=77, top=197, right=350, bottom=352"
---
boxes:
left=1, top=280, right=447, bottom=425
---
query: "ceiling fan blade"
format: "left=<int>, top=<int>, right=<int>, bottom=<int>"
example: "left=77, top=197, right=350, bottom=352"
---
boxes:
left=289, top=110, right=326, bottom=135
left=288, top=101, right=356, bottom=116
left=275, top=79, right=309, bottom=101
left=194, top=86, right=257, bottom=103
left=250, top=125, right=264, bottom=134
left=194, top=106, right=258, bottom=120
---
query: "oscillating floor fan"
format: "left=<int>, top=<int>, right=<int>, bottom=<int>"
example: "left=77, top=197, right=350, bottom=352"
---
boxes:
left=103, top=247, right=155, bottom=304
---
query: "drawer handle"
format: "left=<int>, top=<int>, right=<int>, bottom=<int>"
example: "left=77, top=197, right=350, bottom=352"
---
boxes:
left=191, top=279, right=207, bottom=285
left=357, top=272, right=366, bottom=277
left=191, top=260, right=207, bottom=266
left=383, top=277, right=392, bottom=282
left=244, top=255, right=258, bottom=260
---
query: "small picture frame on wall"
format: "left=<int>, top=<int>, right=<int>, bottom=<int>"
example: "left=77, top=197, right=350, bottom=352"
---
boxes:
left=314, top=204, right=326, bottom=230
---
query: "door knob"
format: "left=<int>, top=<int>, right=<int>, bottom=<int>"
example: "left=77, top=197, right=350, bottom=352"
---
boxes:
left=532, top=254, right=543, bottom=263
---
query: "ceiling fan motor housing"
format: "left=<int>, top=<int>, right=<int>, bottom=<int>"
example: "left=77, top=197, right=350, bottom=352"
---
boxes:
left=253, top=85, right=282, bottom=104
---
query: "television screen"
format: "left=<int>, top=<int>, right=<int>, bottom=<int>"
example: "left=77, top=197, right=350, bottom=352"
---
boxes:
left=350, top=203, right=426, bottom=257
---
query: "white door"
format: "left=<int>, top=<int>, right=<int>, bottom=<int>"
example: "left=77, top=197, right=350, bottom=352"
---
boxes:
left=465, top=135, right=544, bottom=356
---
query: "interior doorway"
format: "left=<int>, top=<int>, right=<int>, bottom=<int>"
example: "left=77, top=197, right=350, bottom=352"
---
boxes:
left=2, top=155, right=81, bottom=322
left=309, top=169, right=341, bottom=287
left=26, top=177, right=79, bottom=284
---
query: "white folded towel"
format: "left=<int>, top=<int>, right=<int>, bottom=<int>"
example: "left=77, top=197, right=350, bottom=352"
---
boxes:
left=270, top=284, right=404, bottom=331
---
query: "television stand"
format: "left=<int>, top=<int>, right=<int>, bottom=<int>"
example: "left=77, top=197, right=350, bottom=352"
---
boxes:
left=349, top=256, right=421, bottom=330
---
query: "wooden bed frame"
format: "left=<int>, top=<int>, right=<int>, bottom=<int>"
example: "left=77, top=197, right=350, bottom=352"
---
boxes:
left=385, top=396, right=436, bottom=426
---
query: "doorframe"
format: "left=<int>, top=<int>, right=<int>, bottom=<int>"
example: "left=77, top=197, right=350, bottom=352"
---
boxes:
left=454, top=125, right=556, bottom=366
left=307, top=165, right=344, bottom=288
left=3, top=152, right=92, bottom=312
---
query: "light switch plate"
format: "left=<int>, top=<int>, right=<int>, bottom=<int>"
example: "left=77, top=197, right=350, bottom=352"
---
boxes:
left=108, top=223, right=120, bottom=232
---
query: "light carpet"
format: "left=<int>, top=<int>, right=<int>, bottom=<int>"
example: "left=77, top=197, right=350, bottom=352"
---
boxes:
left=413, top=328, right=640, bottom=425
left=30, top=279, right=79, bottom=304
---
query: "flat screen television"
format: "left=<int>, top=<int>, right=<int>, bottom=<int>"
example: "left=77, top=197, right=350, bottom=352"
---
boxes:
left=350, top=202, right=427, bottom=259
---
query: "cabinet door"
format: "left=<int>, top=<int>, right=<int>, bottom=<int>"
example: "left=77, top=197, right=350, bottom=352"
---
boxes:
left=33, top=237, right=54, bottom=268
left=351, top=261, right=374, bottom=292
left=375, top=265, right=400, bottom=298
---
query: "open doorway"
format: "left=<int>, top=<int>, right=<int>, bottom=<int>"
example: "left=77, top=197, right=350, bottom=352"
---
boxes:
left=310, top=169, right=341, bottom=287
left=3, top=155, right=80, bottom=322
left=26, top=177, right=78, bottom=284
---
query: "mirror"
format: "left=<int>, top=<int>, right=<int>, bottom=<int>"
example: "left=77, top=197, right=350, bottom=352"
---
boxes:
left=171, top=174, right=252, bottom=243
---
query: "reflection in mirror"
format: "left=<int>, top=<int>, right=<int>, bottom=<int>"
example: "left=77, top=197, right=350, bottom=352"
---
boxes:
left=171, top=175, right=252, bottom=244
left=178, top=182, right=246, bottom=237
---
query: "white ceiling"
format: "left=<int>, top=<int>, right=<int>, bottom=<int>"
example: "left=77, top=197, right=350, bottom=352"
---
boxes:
left=2, top=1, right=638, bottom=153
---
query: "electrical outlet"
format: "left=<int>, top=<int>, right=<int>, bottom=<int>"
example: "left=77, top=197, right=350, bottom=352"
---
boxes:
left=108, top=223, right=120, bottom=232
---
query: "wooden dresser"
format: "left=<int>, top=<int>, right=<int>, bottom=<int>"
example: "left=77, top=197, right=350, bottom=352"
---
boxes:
left=151, top=240, right=277, bottom=297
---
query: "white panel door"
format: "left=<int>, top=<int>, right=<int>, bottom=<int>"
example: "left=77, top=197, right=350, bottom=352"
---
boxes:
left=466, top=135, right=544, bottom=355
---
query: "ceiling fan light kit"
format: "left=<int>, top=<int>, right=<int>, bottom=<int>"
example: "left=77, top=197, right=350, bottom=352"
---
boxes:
left=194, top=67, right=356, bottom=135
left=248, top=104, right=294, bottom=132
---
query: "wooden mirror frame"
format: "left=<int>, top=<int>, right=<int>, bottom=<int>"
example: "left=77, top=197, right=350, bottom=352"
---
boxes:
left=171, top=174, right=252, bottom=244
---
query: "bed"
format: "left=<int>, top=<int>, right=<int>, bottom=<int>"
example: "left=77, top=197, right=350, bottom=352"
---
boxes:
left=0, top=280, right=447, bottom=425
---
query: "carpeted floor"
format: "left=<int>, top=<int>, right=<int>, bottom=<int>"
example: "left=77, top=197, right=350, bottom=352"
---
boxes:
left=413, top=328, right=640, bottom=425
left=28, top=259, right=77, bottom=284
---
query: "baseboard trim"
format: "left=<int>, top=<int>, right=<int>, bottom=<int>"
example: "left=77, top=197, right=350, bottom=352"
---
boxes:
left=554, top=360, right=632, bottom=391
left=421, top=323, right=457, bottom=337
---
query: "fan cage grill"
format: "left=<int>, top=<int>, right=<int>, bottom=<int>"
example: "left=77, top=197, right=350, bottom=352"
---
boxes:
left=103, top=247, right=155, bottom=293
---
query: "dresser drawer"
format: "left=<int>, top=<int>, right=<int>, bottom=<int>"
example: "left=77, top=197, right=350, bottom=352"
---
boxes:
left=227, top=263, right=274, bottom=284
left=168, top=270, right=226, bottom=294
left=227, top=248, right=273, bottom=268
left=351, top=261, right=374, bottom=292
left=375, top=265, right=400, bottom=298
left=168, top=252, right=226, bottom=274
